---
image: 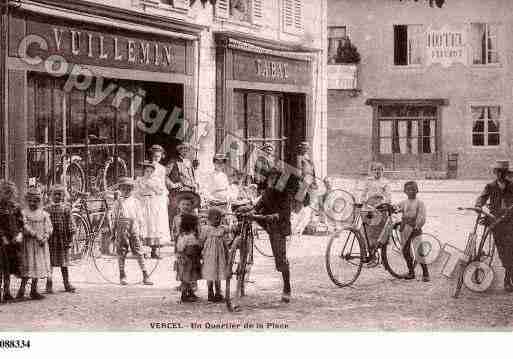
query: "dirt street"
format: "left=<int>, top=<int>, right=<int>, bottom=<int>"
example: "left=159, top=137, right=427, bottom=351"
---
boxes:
left=1, top=190, right=512, bottom=331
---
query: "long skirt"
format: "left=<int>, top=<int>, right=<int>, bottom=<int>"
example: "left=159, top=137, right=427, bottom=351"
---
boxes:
left=175, top=246, right=202, bottom=284
left=152, top=194, right=171, bottom=246
left=20, top=237, right=51, bottom=279
left=139, top=195, right=162, bottom=247
left=48, top=235, right=70, bottom=267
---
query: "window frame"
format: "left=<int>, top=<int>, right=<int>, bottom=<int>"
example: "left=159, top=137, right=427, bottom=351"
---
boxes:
left=470, top=22, right=501, bottom=67
left=469, top=104, right=502, bottom=148
left=376, top=104, right=438, bottom=155
left=327, top=26, right=348, bottom=64
left=393, top=24, right=424, bottom=67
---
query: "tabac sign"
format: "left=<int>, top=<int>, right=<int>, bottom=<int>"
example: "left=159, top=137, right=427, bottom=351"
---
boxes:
left=426, top=25, right=467, bottom=67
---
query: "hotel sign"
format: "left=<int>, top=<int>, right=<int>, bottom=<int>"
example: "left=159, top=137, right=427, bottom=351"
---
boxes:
left=426, top=25, right=467, bottom=67
left=21, top=17, right=187, bottom=74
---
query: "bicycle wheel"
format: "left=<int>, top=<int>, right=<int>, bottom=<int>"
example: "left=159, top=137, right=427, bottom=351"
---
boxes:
left=102, top=157, right=127, bottom=191
left=381, top=226, right=409, bottom=279
left=463, top=230, right=495, bottom=291
left=325, top=227, right=364, bottom=287
left=70, top=213, right=89, bottom=262
left=92, top=229, right=161, bottom=285
left=226, top=225, right=252, bottom=312
left=65, top=161, right=86, bottom=196
left=252, top=222, right=292, bottom=258
left=452, top=232, right=477, bottom=298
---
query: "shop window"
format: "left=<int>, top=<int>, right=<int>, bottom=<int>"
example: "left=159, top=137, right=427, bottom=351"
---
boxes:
left=377, top=105, right=438, bottom=154
left=471, top=106, right=500, bottom=146
left=471, top=23, right=500, bottom=65
left=282, top=0, right=303, bottom=35
left=327, top=26, right=347, bottom=64
left=394, top=24, right=423, bottom=66
left=159, top=0, right=189, bottom=10
left=230, top=91, right=285, bottom=175
left=215, top=0, right=263, bottom=25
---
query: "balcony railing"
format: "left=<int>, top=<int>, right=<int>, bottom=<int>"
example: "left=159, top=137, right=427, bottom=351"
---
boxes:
left=327, top=64, right=358, bottom=90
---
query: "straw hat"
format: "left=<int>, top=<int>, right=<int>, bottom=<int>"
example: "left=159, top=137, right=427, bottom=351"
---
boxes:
left=260, top=143, right=274, bottom=153
left=150, top=144, right=165, bottom=154
left=140, top=161, right=156, bottom=169
left=25, top=186, right=42, bottom=199
left=49, top=184, right=67, bottom=194
left=175, top=190, right=201, bottom=209
left=492, top=160, right=510, bottom=171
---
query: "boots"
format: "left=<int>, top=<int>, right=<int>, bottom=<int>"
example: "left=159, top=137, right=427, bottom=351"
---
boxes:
left=16, top=278, right=28, bottom=300
left=61, top=267, right=76, bottom=293
left=142, top=271, right=153, bottom=285
left=213, top=281, right=224, bottom=302
left=207, top=281, right=215, bottom=302
left=119, top=269, right=128, bottom=286
left=30, top=279, right=45, bottom=300
left=281, top=270, right=291, bottom=303
left=3, top=274, right=13, bottom=301
left=45, top=278, right=54, bottom=294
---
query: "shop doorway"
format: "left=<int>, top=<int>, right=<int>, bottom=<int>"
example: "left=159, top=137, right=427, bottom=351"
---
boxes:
left=25, top=73, right=183, bottom=193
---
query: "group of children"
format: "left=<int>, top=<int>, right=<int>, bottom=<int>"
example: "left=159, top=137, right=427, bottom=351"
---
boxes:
left=172, top=191, right=231, bottom=303
left=0, top=181, right=76, bottom=303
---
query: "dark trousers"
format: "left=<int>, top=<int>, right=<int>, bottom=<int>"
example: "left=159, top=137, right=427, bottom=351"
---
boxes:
left=403, top=228, right=429, bottom=277
left=492, top=225, right=513, bottom=275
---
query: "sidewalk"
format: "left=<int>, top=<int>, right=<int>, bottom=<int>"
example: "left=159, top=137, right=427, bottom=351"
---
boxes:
left=331, top=177, right=487, bottom=193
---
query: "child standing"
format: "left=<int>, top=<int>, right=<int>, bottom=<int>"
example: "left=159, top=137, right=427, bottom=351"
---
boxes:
left=45, top=185, right=76, bottom=293
left=18, top=187, right=52, bottom=300
left=200, top=208, right=231, bottom=302
left=0, top=181, right=24, bottom=302
left=175, top=213, right=202, bottom=303
left=113, top=177, right=153, bottom=286
left=396, top=181, right=430, bottom=282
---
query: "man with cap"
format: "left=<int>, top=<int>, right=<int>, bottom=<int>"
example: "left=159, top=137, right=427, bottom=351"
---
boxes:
left=166, top=142, right=199, bottom=221
left=243, top=166, right=293, bottom=303
left=253, top=143, right=274, bottom=193
left=113, top=177, right=153, bottom=286
left=475, top=159, right=513, bottom=292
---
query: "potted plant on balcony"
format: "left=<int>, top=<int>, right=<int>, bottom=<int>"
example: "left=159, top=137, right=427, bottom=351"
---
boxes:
left=335, top=36, right=361, bottom=64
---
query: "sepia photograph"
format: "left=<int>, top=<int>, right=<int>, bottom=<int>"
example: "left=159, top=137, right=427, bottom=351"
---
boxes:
left=0, top=0, right=512, bottom=354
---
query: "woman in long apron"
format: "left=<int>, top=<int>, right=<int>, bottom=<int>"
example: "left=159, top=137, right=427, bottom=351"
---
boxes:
left=148, top=145, right=171, bottom=259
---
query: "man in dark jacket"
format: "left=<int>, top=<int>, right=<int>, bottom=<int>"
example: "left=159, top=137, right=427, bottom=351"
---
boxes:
left=475, top=160, right=513, bottom=292
left=247, top=167, right=292, bottom=303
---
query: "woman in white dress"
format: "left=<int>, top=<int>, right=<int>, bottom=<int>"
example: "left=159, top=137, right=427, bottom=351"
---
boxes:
left=135, top=161, right=163, bottom=253
left=148, top=145, right=171, bottom=258
left=206, top=154, right=233, bottom=204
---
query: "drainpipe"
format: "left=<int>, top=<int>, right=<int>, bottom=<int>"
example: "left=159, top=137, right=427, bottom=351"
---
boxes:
left=0, top=0, right=8, bottom=180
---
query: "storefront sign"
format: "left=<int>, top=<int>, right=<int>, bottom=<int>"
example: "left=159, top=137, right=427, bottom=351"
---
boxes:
left=426, top=26, right=466, bottom=67
left=255, top=59, right=289, bottom=81
left=232, top=50, right=310, bottom=86
left=22, top=17, right=187, bottom=73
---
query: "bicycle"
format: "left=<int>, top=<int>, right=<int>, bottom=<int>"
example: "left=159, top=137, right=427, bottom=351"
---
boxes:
left=87, top=135, right=128, bottom=193
left=224, top=203, right=259, bottom=312
left=452, top=206, right=501, bottom=298
left=70, top=191, right=160, bottom=284
left=325, top=200, right=438, bottom=287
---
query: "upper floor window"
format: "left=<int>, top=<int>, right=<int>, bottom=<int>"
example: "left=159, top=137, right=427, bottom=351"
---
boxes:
left=328, top=26, right=347, bottom=64
left=471, top=23, right=499, bottom=65
left=394, top=24, right=423, bottom=66
left=282, top=0, right=303, bottom=35
left=158, top=0, right=189, bottom=10
left=215, top=0, right=263, bottom=25
left=471, top=105, right=501, bottom=146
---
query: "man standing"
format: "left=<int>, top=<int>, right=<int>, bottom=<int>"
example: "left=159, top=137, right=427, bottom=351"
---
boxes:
left=248, top=167, right=292, bottom=303
left=166, top=142, right=199, bottom=221
left=475, top=160, right=513, bottom=292
left=253, top=143, right=274, bottom=193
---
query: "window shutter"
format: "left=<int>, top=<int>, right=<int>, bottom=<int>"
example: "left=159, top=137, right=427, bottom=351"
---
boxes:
left=216, top=0, right=230, bottom=19
left=252, top=0, right=263, bottom=25
left=282, top=0, right=295, bottom=34
left=293, top=0, right=303, bottom=32
left=173, top=0, right=189, bottom=9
